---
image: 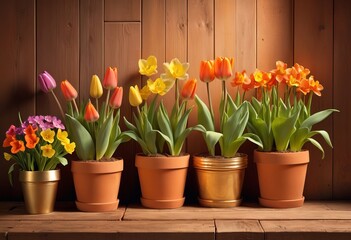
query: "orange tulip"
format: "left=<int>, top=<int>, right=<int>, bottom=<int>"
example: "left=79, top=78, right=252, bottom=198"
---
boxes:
left=10, top=140, right=25, bottom=154
left=84, top=100, right=99, bottom=122
left=109, top=87, right=123, bottom=109
left=103, top=67, right=118, bottom=90
left=199, top=60, right=215, bottom=82
left=61, top=80, right=78, bottom=101
left=214, top=57, right=234, bottom=80
left=181, top=78, right=197, bottom=100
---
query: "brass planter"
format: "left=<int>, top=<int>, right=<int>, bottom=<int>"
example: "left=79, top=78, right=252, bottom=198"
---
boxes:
left=193, top=154, right=248, bottom=207
left=19, top=170, right=60, bottom=214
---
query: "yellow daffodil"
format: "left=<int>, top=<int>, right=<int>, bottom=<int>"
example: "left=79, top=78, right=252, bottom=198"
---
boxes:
left=139, top=55, right=158, bottom=76
left=57, top=129, right=70, bottom=145
left=41, top=144, right=55, bottom=158
left=40, top=129, right=55, bottom=143
left=64, top=142, right=76, bottom=154
left=129, top=85, right=143, bottom=107
left=139, top=85, right=151, bottom=100
left=147, top=78, right=167, bottom=96
left=90, top=75, right=103, bottom=99
left=162, top=58, right=189, bottom=80
left=4, top=152, right=11, bottom=161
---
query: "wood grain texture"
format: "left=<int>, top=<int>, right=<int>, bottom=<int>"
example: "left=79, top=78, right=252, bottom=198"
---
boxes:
left=0, top=0, right=35, bottom=201
left=104, top=22, right=141, bottom=204
left=105, top=0, right=140, bottom=22
left=294, top=0, right=333, bottom=200
left=216, top=220, right=264, bottom=240
left=79, top=0, right=104, bottom=100
left=333, top=0, right=351, bottom=199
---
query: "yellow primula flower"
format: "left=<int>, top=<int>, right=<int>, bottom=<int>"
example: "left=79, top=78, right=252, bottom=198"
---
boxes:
left=147, top=78, right=167, bottom=96
left=64, top=142, right=76, bottom=154
left=138, top=55, right=158, bottom=77
left=4, top=152, right=12, bottom=161
left=139, top=84, right=152, bottom=100
left=41, top=144, right=55, bottom=158
left=57, top=129, right=70, bottom=145
left=40, top=129, right=55, bottom=143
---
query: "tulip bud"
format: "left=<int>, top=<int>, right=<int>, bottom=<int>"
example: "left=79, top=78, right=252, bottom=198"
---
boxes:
left=90, top=75, right=103, bottom=99
left=84, top=100, right=99, bottom=122
left=109, top=87, right=123, bottom=109
left=60, top=80, right=78, bottom=101
left=129, top=85, right=143, bottom=107
left=214, top=57, right=234, bottom=80
left=181, top=78, right=197, bottom=100
left=103, top=67, right=118, bottom=90
left=199, top=60, right=215, bottom=82
left=38, top=71, right=57, bottom=93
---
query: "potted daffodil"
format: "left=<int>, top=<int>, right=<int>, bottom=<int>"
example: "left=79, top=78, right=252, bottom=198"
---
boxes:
left=194, top=57, right=262, bottom=207
left=38, top=69, right=129, bottom=212
left=124, top=55, right=202, bottom=209
left=243, top=61, right=338, bottom=208
left=3, top=115, right=75, bottom=214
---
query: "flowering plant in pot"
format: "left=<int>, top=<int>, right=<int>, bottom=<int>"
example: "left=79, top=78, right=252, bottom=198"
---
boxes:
left=124, top=55, right=202, bottom=209
left=38, top=69, right=130, bottom=211
left=3, top=115, right=75, bottom=214
left=243, top=61, right=339, bottom=208
left=194, top=57, right=262, bottom=207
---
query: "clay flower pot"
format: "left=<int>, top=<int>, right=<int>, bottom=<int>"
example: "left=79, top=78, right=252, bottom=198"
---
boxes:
left=193, top=154, right=248, bottom=207
left=19, top=169, right=60, bottom=214
left=135, top=154, right=189, bottom=209
left=71, top=159, right=123, bottom=212
left=254, top=150, right=309, bottom=208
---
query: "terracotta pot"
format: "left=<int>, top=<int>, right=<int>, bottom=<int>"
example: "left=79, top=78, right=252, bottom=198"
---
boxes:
left=71, top=159, right=123, bottom=212
left=19, top=169, right=60, bottom=214
left=254, top=150, right=309, bottom=208
left=193, top=154, right=248, bottom=207
left=135, top=154, right=189, bottom=209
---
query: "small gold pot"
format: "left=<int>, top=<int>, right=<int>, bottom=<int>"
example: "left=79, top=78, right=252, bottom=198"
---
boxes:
left=19, top=169, right=60, bottom=214
left=193, top=154, right=247, bottom=207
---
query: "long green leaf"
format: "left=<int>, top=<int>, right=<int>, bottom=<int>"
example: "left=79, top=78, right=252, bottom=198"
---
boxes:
left=306, top=137, right=325, bottom=159
left=96, top=113, right=113, bottom=160
left=301, top=109, right=339, bottom=129
left=157, top=103, right=174, bottom=145
left=205, top=131, right=223, bottom=156
left=272, top=109, right=299, bottom=151
left=195, top=95, right=215, bottom=131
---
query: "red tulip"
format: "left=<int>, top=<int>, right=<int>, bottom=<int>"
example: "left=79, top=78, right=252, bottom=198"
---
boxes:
left=214, top=57, right=234, bottom=80
left=109, top=87, right=123, bottom=109
left=103, top=67, right=118, bottom=90
left=181, top=78, right=197, bottom=100
left=61, top=80, right=78, bottom=101
left=38, top=71, right=57, bottom=93
left=84, top=100, right=99, bottom=122
left=199, top=60, right=215, bottom=82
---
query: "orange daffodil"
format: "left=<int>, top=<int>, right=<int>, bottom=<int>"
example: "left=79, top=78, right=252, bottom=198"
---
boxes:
left=125, top=55, right=202, bottom=156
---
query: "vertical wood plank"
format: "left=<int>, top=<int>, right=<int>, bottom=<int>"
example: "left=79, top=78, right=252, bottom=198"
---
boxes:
left=80, top=0, right=104, bottom=100
left=333, top=0, right=351, bottom=199
left=294, top=0, right=333, bottom=199
left=105, top=0, right=141, bottom=22
left=105, top=22, right=141, bottom=203
left=0, top=0, right=35, bottom=200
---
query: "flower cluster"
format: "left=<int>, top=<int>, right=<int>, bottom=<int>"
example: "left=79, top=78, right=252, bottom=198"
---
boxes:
left=3, top=115, right=75, bottom=183
left=38, top=68, right=129, bottom=161
left=124, top=55, right=201, bottom=156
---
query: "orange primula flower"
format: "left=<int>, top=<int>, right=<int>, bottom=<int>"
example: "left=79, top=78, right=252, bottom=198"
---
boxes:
left=297, top=78, right=310, bottom=95
left=25, top=133, right=39, bottom=149
left=24, top=125, right=38, bottom=135
left=231, top=70, right=250, bottom=87
left=308, top=76, right=323, bottom=96
left=251, top=69, right=272, bottom=88
left=10, top=140, right=25, bottom=154
left=271, top=61, right=289, bottom=83
left=3, top=134, right=16, bottom=147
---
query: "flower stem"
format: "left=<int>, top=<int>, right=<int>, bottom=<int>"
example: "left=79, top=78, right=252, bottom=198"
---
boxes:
left=50, top=90, right=65, bottom=119
left=72, top=99, right=79, bottom=115
left=104, top=89, right=111, bottom=120
left=307, top=91, right=313, bottom=116
left=95, top=98, right=99, bottom=113
left=206, top=82, right=215, bottom=123
left=221, top=80, right=228, bottom=132
left=175, top=78, right=180, bottom=112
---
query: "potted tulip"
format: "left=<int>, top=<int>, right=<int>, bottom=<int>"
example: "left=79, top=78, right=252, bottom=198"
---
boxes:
left=3, top=115, right=75, bottom=214
left=38, top=69, right=129, bottom=212
left=194, top=57, right=262, bottom=207
left=245, top=61, right=338, bottom=208
left=124, top=55, right=202, bottom=209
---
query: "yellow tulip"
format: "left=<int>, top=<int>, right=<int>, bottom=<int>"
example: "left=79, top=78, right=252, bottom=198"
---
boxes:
left=90, top=75, right=103, bottom=99
left=129, top=85, right=143, bottom=107
left=139, top=55, right=158, bottom=76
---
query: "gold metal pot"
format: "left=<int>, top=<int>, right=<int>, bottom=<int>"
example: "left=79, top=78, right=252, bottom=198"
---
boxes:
left=19, top=169, right=60, bottom=214
left=193, top=154, right=248, bottom=207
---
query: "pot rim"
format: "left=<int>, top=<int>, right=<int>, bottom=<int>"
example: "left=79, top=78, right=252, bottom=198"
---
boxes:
left=135, top=153, right=189, bottom=169
left=254, top=149, right=309, bottom=165
left=71, top=159, right=123, bottom=173
left=19, top=169, right=60, bottom=182
left=193, top=154, right=248, bottom=170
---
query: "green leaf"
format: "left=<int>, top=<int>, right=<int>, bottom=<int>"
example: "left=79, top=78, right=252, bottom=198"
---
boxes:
left=57, top=157, right=68, bottom=166
left=123, top=131, right=150, bottom=155
left=306, top=137, right=325, bottom=159
left=204, top=131, right=223, bottom=156
left=301, top=109, right=339, bottom=129
left=272, top=109, right=299, bottom=151
left=124, top=116, right=138, bottom=132
left=155, top=130, right=174, bottom=154
left=174, top=107, right=192, bottom=140
left=96, top=113, right=113, bottom=160
left=290, top=127, right=309, bottom=151
left=308, top=130, right=333, bottom=148
left=65, top=114, right=95, bottom=160
left=8, top=163, right=16, bottom=186
left=157, top=102, right=174, bottom=145
left=195, top=95, right=215, bottom=131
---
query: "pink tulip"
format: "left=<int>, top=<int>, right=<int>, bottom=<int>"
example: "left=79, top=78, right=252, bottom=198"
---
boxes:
left=38, top=71, right=57, bottom=93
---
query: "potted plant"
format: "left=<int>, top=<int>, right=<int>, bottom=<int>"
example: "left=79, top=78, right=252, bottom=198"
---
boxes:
left=3, top=115, right=75, bottom=214
left=38, top=69, right=129, bottom=212
left=124, top=55, right=202, bottom=209
left=245, top=61, right=338, bottom=208
left=194, top=57, right=262, bottom=207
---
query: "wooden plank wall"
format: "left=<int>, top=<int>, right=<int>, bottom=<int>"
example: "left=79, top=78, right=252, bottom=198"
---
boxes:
left=0, top=0, right=350, bottom=203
